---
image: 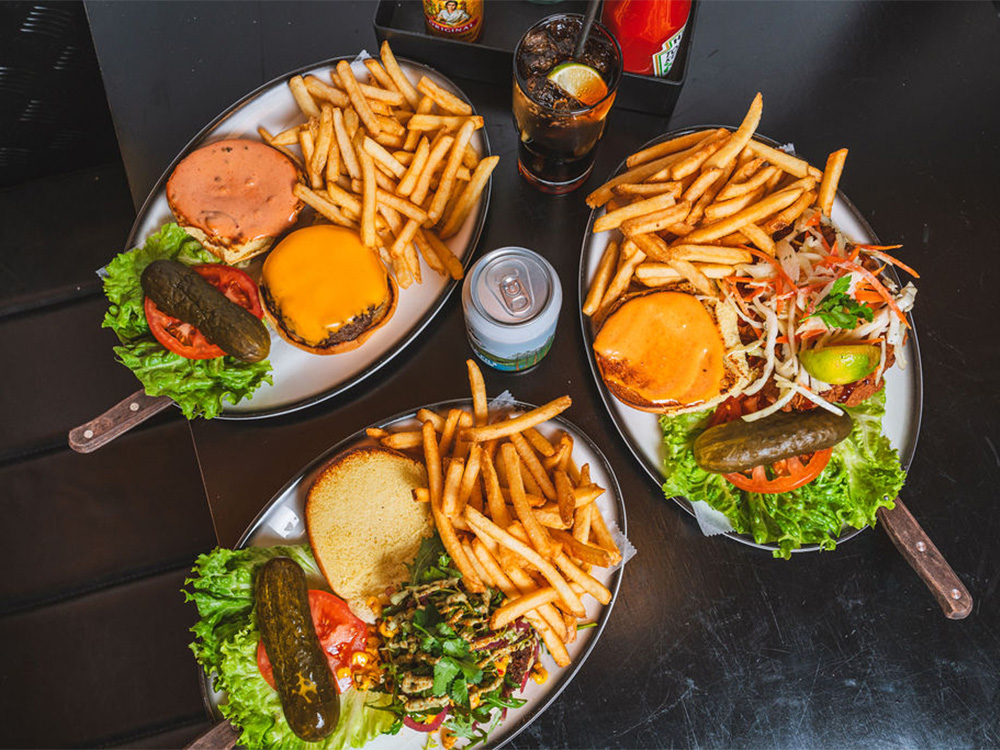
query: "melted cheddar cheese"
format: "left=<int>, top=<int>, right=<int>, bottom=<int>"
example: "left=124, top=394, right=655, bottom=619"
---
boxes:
left=263, top=225, right=388, bottom=343
left=594, top=291, right=725, bottom=405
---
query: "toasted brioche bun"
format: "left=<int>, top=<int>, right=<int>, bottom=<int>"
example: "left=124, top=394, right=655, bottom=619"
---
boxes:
left=166, top=138, right=303, bottom=264
left=260, top=224, right=398, bottom=355
left=594, top=288, right=755, bottom=415
left=306, top=446, right=432, bottom=623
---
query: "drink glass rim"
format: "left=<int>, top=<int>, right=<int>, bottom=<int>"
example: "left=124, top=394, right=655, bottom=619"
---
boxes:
left=513, top=12, right=623, bottom=117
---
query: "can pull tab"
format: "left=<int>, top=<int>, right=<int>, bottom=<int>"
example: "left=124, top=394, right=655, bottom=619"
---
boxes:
left=500, top=273, right=531, bottom=315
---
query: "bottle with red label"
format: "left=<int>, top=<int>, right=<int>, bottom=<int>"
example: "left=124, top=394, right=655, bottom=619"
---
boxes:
left=601, top=0, right=692, bottom=77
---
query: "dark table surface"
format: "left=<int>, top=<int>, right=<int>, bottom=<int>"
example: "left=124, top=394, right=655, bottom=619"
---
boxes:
left=84, top=1, right=1000, bottom=747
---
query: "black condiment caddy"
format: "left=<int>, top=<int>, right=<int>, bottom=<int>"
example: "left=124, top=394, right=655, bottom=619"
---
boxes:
left=374, top=0, right=697, bottom=118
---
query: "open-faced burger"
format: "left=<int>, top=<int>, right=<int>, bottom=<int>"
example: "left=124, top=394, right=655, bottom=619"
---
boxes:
left=166, top=138, right=304, bottom=264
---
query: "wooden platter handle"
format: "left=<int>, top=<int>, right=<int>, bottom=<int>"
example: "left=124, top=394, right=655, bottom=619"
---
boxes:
left=184, top=719, right=239, bottom=749
left=877, top=497, right=973, bottom=620
left=68, top=389, right=174, bottom=453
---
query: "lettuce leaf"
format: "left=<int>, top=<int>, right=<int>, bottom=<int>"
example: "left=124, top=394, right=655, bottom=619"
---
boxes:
left=183, top=546, right=395, bottom=750
left=101, top=223, right=272, bottom=419
left=660, top=390, right=905, bottom=559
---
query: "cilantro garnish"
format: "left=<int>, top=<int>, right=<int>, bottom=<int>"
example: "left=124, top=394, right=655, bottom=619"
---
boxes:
left=805, top=276, right=874, bottom=330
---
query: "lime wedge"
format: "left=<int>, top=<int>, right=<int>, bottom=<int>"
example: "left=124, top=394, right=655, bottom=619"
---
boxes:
left=547, top=62, right=608, bottom=106
left=799, top=344, right=881, bottom=384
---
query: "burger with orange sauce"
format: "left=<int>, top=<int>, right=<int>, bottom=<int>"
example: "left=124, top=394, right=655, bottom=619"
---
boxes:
left=592, top=288, right=753, bottom=415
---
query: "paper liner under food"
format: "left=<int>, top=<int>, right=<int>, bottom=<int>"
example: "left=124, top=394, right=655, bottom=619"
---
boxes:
left=690, top=499, right=737, bottom=536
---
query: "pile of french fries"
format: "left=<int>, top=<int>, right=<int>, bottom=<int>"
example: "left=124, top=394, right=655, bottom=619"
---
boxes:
left=366, top=359, right=623, bottom=668
left=258, top=41, right=499, bottom=288
left=583, top=92, right=849, bottom=317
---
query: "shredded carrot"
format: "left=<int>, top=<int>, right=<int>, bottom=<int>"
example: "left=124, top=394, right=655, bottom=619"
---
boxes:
left=825, top=257, right=910, bottom=327
left=745, top=246, right=795, bottom=292
left=862, top=247, right=920, bottom=278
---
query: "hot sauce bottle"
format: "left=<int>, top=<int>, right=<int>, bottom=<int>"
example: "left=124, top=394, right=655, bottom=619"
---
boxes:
left=424, top=0, right=484, bottom=43
left=601, top=0, right=692, bottom=77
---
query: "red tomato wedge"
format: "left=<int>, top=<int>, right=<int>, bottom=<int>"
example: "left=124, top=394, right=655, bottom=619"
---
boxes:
left=257, top=589, right=368, bottom=694
left=723, top=449, right=833, bottom=494
left=144, top=264, right=263, bottom=359
left=709, top=396, right=833, bottom=494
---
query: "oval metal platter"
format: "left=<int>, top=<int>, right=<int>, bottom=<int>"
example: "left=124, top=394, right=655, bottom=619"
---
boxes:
left=578, top=128, right=923, bottom=554
left=125, top=56, right=491, bottom=419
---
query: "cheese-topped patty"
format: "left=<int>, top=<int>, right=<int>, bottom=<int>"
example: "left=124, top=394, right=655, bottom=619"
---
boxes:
left=261, top=224, right=397, bottom=354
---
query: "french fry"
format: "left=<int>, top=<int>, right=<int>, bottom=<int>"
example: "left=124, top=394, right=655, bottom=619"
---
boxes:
left=582, top=240, right=619, bottom=317
left=764, top=189, right=816, bottom=234
left=573, top=501, right=593, bottom=544
left=440, top=155, right=499, bottom=239
left=376, top=189, right=427, bottom=224
left=501, top=443, right=554, bottom=556
left=363, top=57, right=400, bottom=94
left=396, top=136, right=430, bottom=197
left=403, top=96, right=435, bottom=150
left=554, top=469, right=575, bottom=527
left=706, top=92, right=763, bottom=170
left=362, top=136, right=407, bottom=179
left=466, top=358, right=489, bottom=426
left=490, top=588, right=560, bottom=630
left=380, top=40, right=420, bottom=108
left=422, top=420, right=443, bottom=507
left=417, top=75, right=473, bottom=116
left=593, top=191, right=677, bottom=233
left=597, top=241, right=645, bottom=315
left=416, top=408, right=445, bottom=431
left=746, top=138, right=823, bottom=180
left=411, top=134, right=454, bottom=206
left=671, top=132, right=729, bottom=179
left=433, top=498, right=484, bottom=593
left=427, top=118, right=476, bottom=225
left=407, top=114, right=484, bottom=132
left=441, top=456, right=465, bottom=517
left=294, top=184, right=357, bottom=229
left=303, top=75, right=350, bottom=108
left=680, top=186, right=805, bottom=244
left=681, top=167, right=723, bottom=203
left=509, top=432, right=557, bottom=501
left=464, top=506, right=585, bottom=617
left=336, top=60, right=381, bottom=136
left=554, top=552, right=611, bottom=605
left=736, top=221, right=776, bottom=255
left=359, top=149, right=378, bottom=248
left=626, top=129, right=719, bottom=168
left=670, top=243, right=754, bottom=264
left=588, top=505, right=622, bottom=565
left=332, top=107, right=360, bottom=180
left=817, top=147, right=848, bottom=217
left=620, top=200, right=692, bottom=236
left=380, top=430, right=424, bottom=450
left=289, top=75, right=321, bottom=118
left=413, top=227, right=446, bottom=274
left=463, top=397, right=572, bottom=443
left=421, top=228, right=465, bottom=279
left=456, top=443, right=483, bottom=514
left=480, top=452, right=511, bottom=530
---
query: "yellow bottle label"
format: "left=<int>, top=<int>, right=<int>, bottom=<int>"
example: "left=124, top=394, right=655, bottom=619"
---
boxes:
left=424, top=0, right=483, bottom=42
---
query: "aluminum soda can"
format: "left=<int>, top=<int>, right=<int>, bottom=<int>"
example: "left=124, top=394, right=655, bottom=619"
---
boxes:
left=461, top=247, right=562, bottom=372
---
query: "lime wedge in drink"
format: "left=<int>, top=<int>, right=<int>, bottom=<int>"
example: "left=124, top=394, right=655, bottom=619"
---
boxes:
left=547, top=62, right=608, bottom=106
left=799, top=344, right=881, bottom=384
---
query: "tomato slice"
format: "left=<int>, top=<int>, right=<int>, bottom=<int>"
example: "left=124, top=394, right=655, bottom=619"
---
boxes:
left=709, top=396, right=833, bottom=494
left=723, top=448, right=832, bottom=493
left=256, top=589, right=369, bottom=694
left=144, top=264, right=262, bottom=359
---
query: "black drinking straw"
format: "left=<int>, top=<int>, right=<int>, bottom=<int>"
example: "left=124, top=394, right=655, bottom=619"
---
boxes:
left=574, top=0, right=601, bottom=60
